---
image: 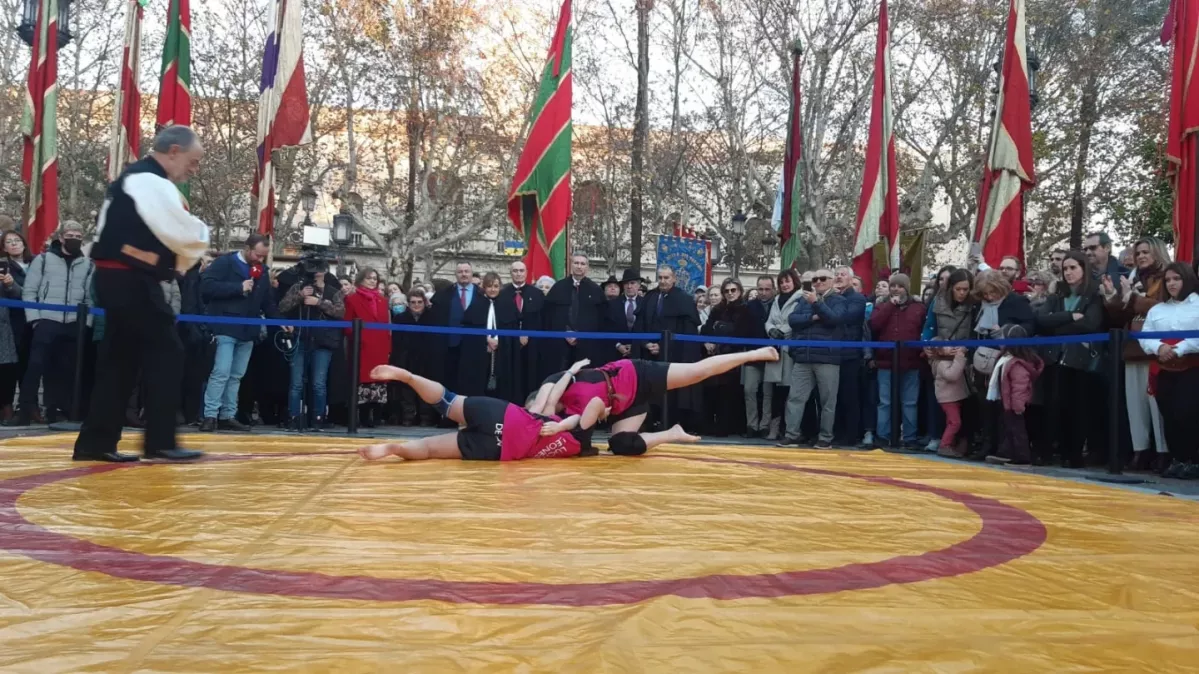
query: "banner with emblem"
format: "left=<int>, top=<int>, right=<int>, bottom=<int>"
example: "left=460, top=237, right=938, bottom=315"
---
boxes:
left=657, top=235, right=707, bottom=295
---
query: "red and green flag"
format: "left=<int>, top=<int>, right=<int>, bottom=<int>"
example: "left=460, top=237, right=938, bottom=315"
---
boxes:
left=776, top=40, right=804, bottom=271
left=507, top=0, right=572, bottom=280
left=157, top=0, right=191, bottom=198
left=20, top=0, right=60, bottom=255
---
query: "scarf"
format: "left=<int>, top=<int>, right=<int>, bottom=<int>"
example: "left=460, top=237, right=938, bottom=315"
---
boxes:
left=976, top=300, right=1001, bottom=332
left=986, top=353, right=1014, bottom=402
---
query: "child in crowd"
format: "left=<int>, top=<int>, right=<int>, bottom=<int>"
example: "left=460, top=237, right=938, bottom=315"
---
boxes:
left=928, top=341, right=969, bottom=458
left=987, top=324, right=1044, bottom=465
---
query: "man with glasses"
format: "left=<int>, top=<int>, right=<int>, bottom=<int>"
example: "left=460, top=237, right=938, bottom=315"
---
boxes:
left=634, top=266, right=702, bottom=428
left=997, top=255, right=1030, bottom=293
left=832, top=266, right=868, bottom=446
left=778, top=269, right=846, bottom=448
left=1084, top=231, right=1128, bottom=281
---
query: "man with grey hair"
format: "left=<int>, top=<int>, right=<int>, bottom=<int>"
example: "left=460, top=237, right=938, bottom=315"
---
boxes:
left=72, top=125, right=210, bottom=462
left=4, top=221, right=94, bottom=428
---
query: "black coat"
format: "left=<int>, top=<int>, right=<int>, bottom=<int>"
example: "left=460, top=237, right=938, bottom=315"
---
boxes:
left=541, top=276, right=607, bottom=373
left=392, top=309, right=442, bottom=383
left=701, top=299, right=757, bottom=384
left=178, top=262, right=209, bottom=346
left=456, top=293, right=497, bottom=396
left=1036, top=289, right=1107, bottom=371
left=5, top=257, right=27, bottom=349
left=634, top=286, right=702, bottom=408
left=494, top=283, right=544, bottom=404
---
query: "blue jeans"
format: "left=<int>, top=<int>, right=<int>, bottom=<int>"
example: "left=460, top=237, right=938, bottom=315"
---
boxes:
left=288, top=342, right=333, bottom=418
left=877, top=369, right=920, bottom=444
left=203, top=335, right=254, bottom=420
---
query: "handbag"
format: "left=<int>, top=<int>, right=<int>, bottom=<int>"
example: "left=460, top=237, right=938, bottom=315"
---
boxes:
left=973, top=346, right=1001, bottom=375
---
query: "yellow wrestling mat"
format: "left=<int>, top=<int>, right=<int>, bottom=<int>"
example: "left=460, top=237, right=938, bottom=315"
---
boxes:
left=1, top=434, right=1197, bottom=672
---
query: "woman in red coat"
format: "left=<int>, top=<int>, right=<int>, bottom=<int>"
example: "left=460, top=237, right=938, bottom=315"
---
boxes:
left=343, top=267, right=392, bottom=427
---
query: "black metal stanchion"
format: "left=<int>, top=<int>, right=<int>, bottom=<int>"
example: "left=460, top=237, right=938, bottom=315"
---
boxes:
left=1107, top=328, right=1125, bottom=475
left=890, top=340, right=903, bottom=449
left=69, top=303, right=90, bottom=421
left=660, top=330, right=673, bottom=429
left=348, top=318, right=362, bottom=435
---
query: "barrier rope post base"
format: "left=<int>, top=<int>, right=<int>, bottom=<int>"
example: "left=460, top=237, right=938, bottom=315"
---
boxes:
left=348, top=318, right=362, bottom=435
left=51, top=303, right=91, bottom=432
left=660, top=330, right=673, bottom=430
left=890, top=341, right=902, bottom=450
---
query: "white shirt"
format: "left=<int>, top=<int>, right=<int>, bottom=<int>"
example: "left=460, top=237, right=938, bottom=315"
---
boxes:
left=1139, top=292, right=1199, bottom=357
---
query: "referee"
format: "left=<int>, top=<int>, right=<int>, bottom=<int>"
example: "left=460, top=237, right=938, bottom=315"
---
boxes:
left=73, top=126, right=211, bottom=462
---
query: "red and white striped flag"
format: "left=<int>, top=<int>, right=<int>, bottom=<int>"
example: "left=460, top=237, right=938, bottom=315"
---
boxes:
left=21, top=0, right=60, bottom=255
left=974, top=0, right=1035, bottom=267
left=108, top=0, right=147, bottom=182
left=850, top=0, right=899, bottom=288
left=253, top=0, right=312, bottom=236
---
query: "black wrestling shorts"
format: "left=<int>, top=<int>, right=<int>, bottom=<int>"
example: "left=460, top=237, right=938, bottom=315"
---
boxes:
left=456, top=396, right=506, bottom=461
left=540, top=359, right=670, bottom=423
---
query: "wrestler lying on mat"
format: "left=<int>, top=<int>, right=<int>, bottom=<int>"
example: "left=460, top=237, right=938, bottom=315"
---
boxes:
left=358, top=362, right=700, bottom=462
left=527, top=347, right=780, bottom=434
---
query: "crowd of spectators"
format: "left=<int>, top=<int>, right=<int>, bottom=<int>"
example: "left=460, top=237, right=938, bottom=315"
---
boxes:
left=2, top=225, right=1198, bottom=479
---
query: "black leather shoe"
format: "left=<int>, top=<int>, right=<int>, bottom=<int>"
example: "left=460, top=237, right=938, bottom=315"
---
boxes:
left=72, top=451, right=140, bottom=463
left=199, top=417, right=217, bottom=432
left=218, top=418, right=251, bottom=432
left=144, top=448, right=205, bottom=461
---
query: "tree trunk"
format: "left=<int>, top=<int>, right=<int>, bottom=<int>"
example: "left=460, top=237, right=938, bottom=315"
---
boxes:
left=1069, top=74, right=1100, bottom=249
left=630, top=0, right=650, bottom=274
left=403, top=78, right=420, bottom=288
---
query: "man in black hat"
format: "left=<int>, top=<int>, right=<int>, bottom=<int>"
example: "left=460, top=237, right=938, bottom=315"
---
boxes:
left=73, top=125, right=211, bottom=462
left=604, top=268, right=644, bottom=364
left=601, top=275, right=621, bottom=300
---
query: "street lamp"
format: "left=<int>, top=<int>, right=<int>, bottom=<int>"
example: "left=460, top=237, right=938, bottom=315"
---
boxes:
left=761, top=234, right=776, bottom=261
left=1027, top=47, right=1041, bottom=109
left=331, top=213, right=353, bottom=277
left=729, top=210, right=747, bottom=280
left=18, top=0, right=73, bottom=48
left=300, top=185, right=317, bottom=227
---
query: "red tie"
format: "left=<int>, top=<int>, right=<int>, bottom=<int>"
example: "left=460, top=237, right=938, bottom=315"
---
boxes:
left=459, top=286, right=467, bottom=308
left=515, top=290, right=524, bottom=312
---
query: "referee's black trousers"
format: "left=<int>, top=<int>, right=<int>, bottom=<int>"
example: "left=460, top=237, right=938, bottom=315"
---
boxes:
left=74, top=268, right=184, bottom=456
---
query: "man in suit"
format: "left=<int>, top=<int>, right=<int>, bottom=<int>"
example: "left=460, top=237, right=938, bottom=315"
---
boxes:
left=429, top=262, right=477, bottom=395
left=634, top=265, right=702, bottom=428
left=607, top=268, right=643, bottom=363
left=541, top=253, right=606, bottom=373
left=494, top=260, right=545, bottom=403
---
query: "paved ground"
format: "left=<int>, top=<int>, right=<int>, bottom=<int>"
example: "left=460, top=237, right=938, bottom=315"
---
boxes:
left=3, top=422, right=1196, bottom=499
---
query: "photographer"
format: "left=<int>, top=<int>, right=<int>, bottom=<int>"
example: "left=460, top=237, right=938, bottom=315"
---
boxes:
left=278, top=254, right=344, bottom=431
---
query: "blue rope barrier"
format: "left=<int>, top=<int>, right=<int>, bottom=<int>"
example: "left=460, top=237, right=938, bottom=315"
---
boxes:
left=2, top=297, right=1198, bottom=347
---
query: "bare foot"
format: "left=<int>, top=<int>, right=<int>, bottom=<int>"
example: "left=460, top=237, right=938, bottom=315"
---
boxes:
left=369, top=365, right=410, bottom=383
left=754, top=347, right=780, bottom=362
left=667, top=424, right=702, bottom=443
left=358, top=444, right=398, bottom=461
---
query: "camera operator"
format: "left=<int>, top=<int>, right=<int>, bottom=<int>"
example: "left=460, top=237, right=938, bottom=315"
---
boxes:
left=278, top=253, right=344, bottom=431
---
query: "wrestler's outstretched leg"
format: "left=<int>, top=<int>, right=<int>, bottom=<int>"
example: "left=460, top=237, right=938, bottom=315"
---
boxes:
left=370, top=365, right=466, bottom=424
left=358, top=432, right=462, bottom=461
left=609, top=424, right=702, bottom=455
left=665, top=347, right=779, bottom=389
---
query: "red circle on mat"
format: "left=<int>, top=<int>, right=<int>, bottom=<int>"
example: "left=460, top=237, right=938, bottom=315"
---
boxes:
left=0, top=453, right=1047, bottom=606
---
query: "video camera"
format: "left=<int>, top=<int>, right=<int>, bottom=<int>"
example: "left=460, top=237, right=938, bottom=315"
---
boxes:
left=297, top=246, right=333, bottom=284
